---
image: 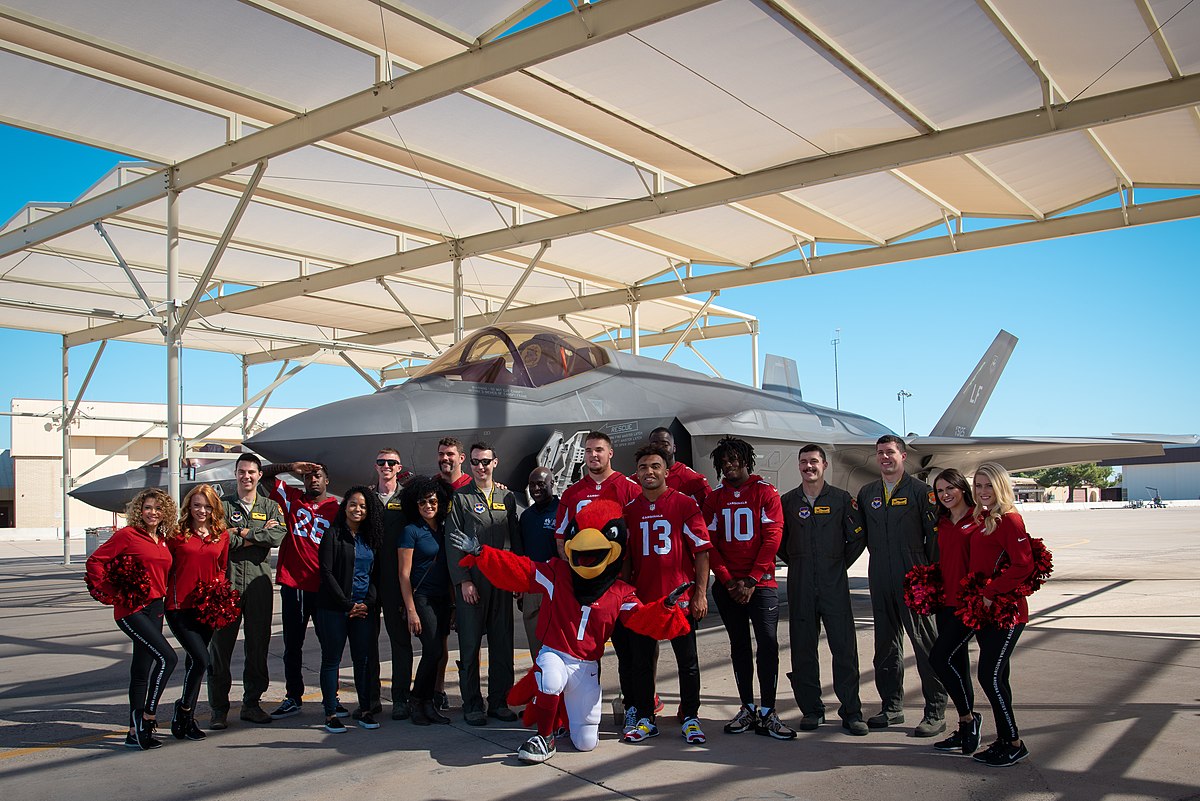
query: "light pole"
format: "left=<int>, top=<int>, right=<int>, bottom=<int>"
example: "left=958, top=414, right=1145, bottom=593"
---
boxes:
left=831, top=328, right=841, bottom=409
left=897, top=389, right=912, bottom=435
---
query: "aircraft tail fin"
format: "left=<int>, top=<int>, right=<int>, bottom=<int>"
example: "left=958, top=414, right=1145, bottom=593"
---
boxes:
left=928, top=330, right=1017, bottom=438
left=762, top=354, right=802, bottom=400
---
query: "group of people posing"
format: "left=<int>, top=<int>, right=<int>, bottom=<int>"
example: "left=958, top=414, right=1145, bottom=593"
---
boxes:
left=85, top=429, right=1035, bottom=769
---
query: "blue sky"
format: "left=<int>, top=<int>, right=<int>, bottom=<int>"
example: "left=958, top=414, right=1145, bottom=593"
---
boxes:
left=1, top=121, right=1197, bottom=452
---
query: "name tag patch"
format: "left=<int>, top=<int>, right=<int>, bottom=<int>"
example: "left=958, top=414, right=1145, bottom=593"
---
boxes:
left=491, top=502, right=507, bottom=510
left=251, top=511, right=268, bottom=520
left=890, top=497, right=908, bottom=506
left=387, top=502, right=402, bottom=510
left=814, top=506, right=831, bottom=515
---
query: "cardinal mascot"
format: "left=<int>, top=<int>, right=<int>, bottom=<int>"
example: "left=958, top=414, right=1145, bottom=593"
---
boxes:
left=449, top=498, right=691, bottom=764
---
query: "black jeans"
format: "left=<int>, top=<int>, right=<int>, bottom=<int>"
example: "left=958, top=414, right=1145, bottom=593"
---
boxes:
left=411, top=593, right=452, bottom=700
left=713, top=583, right=780, bottom=709
left=977, top=623, right=1025, bottom=742
left=627, top=616, right=700, bottom=722
left=279, top=585, right=321, bottom=703
left=165, top=608, right=212, bottom=710
left=116, top=598, right=178, bottom=718
left=315, top=607, right=375, bottom=717
left=929, top=608, right=976, bottom=719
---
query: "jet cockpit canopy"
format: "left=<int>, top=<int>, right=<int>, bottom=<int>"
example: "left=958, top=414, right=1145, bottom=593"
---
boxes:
left=414, top=324, right=609, bottom=388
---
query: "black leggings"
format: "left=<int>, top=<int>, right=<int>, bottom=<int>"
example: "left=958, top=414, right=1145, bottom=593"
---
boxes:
left=929, top=608, right=975, bottom=719
left=411, top=594, right=452, bottom=700
left=977, top=623, right=1024, bottom=742
left=116, top=599, right=178, bottom=718
left=713, top=583, right=779, bottom=709
left=166, top=608, right=213, bottom=711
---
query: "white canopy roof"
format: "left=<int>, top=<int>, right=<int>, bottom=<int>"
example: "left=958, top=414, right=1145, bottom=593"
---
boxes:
left=1, top=0, right=1198, bottom=373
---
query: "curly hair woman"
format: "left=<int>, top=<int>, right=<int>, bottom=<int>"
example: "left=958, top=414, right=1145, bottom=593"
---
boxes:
left=85, top=487, right=179, bottom=750
left=165, top=483, right=229, bottom=742
left=316, top=485, right=384, bottom=733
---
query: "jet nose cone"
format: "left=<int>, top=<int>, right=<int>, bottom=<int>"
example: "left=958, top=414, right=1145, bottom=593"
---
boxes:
left=71, top=467, right=166, bottom=513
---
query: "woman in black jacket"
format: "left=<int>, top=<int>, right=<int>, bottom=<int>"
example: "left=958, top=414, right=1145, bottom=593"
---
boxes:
left=316, top=486, right=384, bottom=733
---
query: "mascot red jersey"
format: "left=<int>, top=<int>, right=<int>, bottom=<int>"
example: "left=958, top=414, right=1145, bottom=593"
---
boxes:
left=451, top=498, right=691, bottom=763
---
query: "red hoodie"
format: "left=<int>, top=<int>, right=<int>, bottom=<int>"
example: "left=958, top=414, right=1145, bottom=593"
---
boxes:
left=967, top=511, right=1035, bottom=624
left=166, top=531, right=230, bottom=611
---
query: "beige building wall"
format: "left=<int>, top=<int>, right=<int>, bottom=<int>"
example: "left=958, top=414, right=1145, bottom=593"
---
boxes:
left=7, top=399, right=303, bottom=531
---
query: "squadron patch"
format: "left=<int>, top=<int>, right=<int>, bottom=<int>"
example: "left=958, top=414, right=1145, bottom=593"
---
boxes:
left=928, top=491, right=937, bottom=506
left=473, top=502, right=487, bottom=514
left=850, top=497, right=858, bottom=510
left=797, top=507, right=811, bottom=520
left=870, top=497, right=882, bottom=510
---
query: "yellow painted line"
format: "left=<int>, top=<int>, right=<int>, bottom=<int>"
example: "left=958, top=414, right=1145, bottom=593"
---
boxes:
left=1060, top=539, right=1090, bottom=548
left=1, top=730, right=125, bottom=759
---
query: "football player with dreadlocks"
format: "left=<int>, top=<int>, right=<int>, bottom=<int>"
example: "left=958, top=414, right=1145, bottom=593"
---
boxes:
left=449, top=499, right=692, bottom=764
left=702, top=436, right=792, bottom=739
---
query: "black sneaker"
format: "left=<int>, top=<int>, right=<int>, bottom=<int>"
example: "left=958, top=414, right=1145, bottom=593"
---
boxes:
left=270, top=698, right=302, bottom=719
left=357, top=713, right=381, bottom=730
left=131, top=712, right=162, bottom=751
left=170, top=700, right=188, bottom=740
left=960, top=712, right=982, bottom=755
left=934, top=730, right=967, bottom=752
left=517, top=733, right=556, bottom=763
left=974, top=740, right=1029, bottom=767
left=324, top=716, right=347, bottom=733
left=334, top=703, right=350, bottom=719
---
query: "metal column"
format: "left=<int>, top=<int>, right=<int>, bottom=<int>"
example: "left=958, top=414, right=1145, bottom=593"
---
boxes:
left=452, top=255, right=464, bottom=343
left=241, top=357, right=250, bottom=440
left=630, top=302, right=640, bottom=355
left=166, top=189, right=182, bottom=503
left=61, top=339, right=71, bottom=565
left=751, top=321, right=760, bottom=389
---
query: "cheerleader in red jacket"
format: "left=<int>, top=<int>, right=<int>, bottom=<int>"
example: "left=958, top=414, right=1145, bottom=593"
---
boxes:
left=967, top=462, right=1034, bottom=767
left=165, top=484, right=230, bottom=742
left=449, top=499, right=692, bottom=764
left=927, top=468, right=983, bottom=754
left=85, top=488, right=178, bottom=750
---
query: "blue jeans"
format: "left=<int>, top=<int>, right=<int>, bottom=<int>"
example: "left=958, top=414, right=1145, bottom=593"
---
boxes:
left=315, top=607, right=374, bottom=717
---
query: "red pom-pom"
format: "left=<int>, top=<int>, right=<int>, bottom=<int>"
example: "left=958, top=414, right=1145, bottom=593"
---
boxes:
left=192, top=578, right=242, bottom=629
left=903, top=564, right=943, bottom=616
left=955, top=571, right=1024, bottom=630
left=95, top=553, right=152, bottom=610
left=1018, top=538, right=1053, bottom=595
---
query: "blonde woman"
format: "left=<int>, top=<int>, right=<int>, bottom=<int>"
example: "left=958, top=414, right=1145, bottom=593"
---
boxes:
left=166, top=484, right=230, bottom=741
left=967, top=463, right=1034, bottom=767
left=85, top=488, right=179, bottom=750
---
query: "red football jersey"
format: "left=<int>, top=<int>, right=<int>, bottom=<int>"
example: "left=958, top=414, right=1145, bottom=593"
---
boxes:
left=623, top=488, right=712, bottom=601
left=667, top=460, right=711, bottom=508
left=271, top=480, right=340, bottom=592
left=525, top=559, right=643, bottom=661
left=702, top=475, right=783, bottom=588
left=554, top=471, right=640, bottom=540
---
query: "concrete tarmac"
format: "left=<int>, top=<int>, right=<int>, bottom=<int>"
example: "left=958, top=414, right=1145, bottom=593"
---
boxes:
left=0, top=507, right=1196, bottom=801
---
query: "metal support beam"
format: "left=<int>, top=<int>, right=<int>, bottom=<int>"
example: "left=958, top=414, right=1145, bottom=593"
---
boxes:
left=61, top=338, right=71, bottom=566
left=378, top=278, right=440, bottom=353
left=94, top=222, right=159, bottom=319
left=686, top=342, right=724, bottom=378
left=175, top=160, right=267, bottom=335
left=67, top=72, right=1200, bottom=353
left=191, top=355, right=319, bottom=447
left=339, top=352, right=382, bottom=391
left=0, top=0, right=718, bottom=258
left=492, top=241, right=549, bottom=324
left=247, top=360, right=289, bottom=437
left=166, top=190, right=182, bottom=503
left=751, top=321, right=761, bottom=389
left=604, top=320, right=752, bottom=351
left=630, top=302, right=640, bottom=355
left=62, top=340, right=107, bottom=430
left=452, top=255, right=464, bottom=343
left=663, top=291, right=718, bottom=362
left=241, top=357, right=250, bottom=440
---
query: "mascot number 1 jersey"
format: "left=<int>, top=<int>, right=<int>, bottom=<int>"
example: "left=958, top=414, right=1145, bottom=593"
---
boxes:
left=624, top=488, right=712, bottom=601
left=531, top=559, right=641, bottom=662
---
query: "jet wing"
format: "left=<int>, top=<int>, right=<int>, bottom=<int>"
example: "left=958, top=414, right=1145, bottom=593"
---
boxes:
left=905, top=435, right=1183, bottom=475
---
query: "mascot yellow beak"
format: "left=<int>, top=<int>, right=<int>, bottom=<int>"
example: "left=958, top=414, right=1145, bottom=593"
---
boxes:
left=564, top=526, right=622, bottom=580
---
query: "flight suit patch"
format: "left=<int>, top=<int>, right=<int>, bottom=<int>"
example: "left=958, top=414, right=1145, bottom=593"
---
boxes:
left=890, top=497, right=908, bottom=506
left=927, top=491, right=937, bottom=506
left=490, top=502, right=507, bottom=510
left=797, top=508, right=811, bottom=519
left=814, top=506, right=831, bottom=514
left=850, top=497, right=858, bottom=510
left=870, top=497, right=882, bottom=510
left=473, top=502, right=487, bottom=514
left=387, top=502, right=402, bottom=510
left=251, top=511, right=267, bottom=520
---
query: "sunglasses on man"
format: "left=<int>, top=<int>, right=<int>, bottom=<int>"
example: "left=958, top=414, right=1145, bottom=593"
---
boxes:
left=375, top=459, right=400, bottom=467
left=469, top=457, right=495, bottom=467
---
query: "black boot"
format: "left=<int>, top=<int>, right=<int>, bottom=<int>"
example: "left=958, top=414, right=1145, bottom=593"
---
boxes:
left=423, top=700, right=451, bottom=725
left=171, top=700, right=187, bottom=740
left=410, top=698, right=432, bottom=726
left=184, top=709, right=206, bottom=741
left=132, top=711, right=162, bottom=751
